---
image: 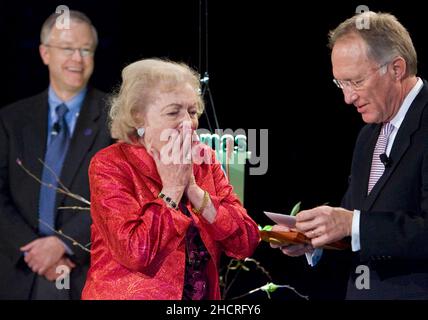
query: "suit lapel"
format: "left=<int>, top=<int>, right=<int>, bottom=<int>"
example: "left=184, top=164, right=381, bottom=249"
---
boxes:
left=352, top=124, right=380, bottom=209
left=22, top=91, right=49, bottom=181
left=56, top=89, right=102, bottom=205
left=19, top=91, right=49, bottom=228
left=363, top=83, right=428, bottom=210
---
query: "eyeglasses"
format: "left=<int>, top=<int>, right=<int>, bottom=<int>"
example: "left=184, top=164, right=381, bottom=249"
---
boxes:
left=333, top=62, right=389, bottom=91
left=44, top=44, right=94, bottom=57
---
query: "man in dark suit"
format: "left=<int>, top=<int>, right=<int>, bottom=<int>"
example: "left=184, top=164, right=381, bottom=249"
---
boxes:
left=0, top=10, right=112, bottom=299
left=272, top=11, right=428, bottom=299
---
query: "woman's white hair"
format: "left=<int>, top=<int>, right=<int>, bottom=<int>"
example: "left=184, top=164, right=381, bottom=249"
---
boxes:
left=109, top=58, right=204, bottom=144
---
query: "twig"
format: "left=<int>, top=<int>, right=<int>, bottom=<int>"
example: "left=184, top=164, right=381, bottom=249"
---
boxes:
left=17, top=159, right=90, bottom=205
left=222, top=258, right=273, bottom=299
left=231, top=282, right=309, bottom=300
left=58, top=206, right=90, bottom=211
left=222, top=259, right=237, bottom=298
left=243, top=258, right=272, bottom=281
left=38, top=158, right=71, bottom=194
left=39, top=219, right=91, bottom=253
left=17, top=159, right=92, bottom=252
left=224, top=268, right=241, bottom=299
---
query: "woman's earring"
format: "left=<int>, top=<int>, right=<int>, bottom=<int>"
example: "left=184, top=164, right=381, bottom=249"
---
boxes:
left=137, top=127, right=145, bottom=137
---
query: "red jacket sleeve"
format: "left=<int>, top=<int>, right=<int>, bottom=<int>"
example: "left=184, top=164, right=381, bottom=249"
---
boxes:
left=89, top=153, right=191, bottom=272
left=197, top=152, right=260, bottom=259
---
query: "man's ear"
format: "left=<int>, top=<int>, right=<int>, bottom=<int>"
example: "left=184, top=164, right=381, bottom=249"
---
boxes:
left=39, top=44, right=50, bottom=66
left=391, top=56, right=406, bottom=80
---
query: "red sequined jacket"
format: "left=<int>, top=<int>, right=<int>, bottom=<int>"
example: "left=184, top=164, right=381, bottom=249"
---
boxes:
left=81, top=142, right=260, bottom=300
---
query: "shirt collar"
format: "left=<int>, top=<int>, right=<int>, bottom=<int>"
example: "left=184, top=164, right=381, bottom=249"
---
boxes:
left=389, top=78, right=423, bottom=130
left=48, top=85, right=87, bottom=114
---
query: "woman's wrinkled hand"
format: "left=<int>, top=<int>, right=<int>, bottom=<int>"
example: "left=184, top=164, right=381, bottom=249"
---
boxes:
left=150, top=122, right=194, bottom=203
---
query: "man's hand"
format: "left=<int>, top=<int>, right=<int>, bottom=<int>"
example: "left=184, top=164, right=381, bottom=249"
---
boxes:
left=20, top=236, right=66, bottom=275
left=296, top=206, right=353, bottom=248
left=269, top=225, right=314, bottom=257
left=43, top=256, right=76, bottom=282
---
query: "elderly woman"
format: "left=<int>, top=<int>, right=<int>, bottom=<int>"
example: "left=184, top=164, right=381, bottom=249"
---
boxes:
left=81, top=59, right=260, bottom=300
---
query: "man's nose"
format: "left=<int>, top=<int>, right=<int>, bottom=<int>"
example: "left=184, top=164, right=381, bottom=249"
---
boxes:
left=71, top=49, right=83, bottom=61
left=343, top=87, right=358, bottom=105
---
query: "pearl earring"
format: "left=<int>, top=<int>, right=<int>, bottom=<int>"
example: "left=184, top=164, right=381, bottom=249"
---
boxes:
left=137, top=127, right=145, bottom=137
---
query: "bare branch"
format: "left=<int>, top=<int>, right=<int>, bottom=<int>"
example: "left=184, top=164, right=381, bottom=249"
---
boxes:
left=230, top=282, right=309, bottom=300
left=243, top=258, right=272, bottom=281
left=17, top=159, right=92, bottom=252
left=230, top=286, right=263, bottom=300
left=222, top=259, right=235, bottom=299
left=223, top=258, right=272, bottom=299
left=58, top=206, right=90, bottom=211
left=38, top=158, right=71, bottom=193
left=17, top=158, right=90, bottom=205
left=39, top=219, right=91, bottom=253
left=224, top=268, right=241, bottom=299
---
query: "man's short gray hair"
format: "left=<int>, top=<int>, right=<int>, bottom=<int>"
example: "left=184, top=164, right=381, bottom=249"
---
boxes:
left=40, top=10, right=98, bottom=47
left=328, top=11, right=417, bottom=77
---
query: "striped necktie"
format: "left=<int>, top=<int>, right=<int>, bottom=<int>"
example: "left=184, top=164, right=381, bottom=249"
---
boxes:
left=367, top=122, right=394, bottom=194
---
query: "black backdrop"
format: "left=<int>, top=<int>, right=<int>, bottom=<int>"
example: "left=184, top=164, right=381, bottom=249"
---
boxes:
left=1, top=0, right=427, bottom=300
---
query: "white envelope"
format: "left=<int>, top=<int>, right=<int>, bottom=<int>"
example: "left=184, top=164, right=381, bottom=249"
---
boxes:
left=263, top=211, right=296, bottom=228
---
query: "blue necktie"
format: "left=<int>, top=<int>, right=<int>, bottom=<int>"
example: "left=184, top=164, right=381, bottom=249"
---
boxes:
left=38, top=103, right=70, bottom=235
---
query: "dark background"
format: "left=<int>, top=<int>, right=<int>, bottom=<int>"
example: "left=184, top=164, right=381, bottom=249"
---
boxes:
left=1, top=0, right=427, bottom=300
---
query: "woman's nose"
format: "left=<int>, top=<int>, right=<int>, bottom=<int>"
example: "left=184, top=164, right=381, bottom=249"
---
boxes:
left=184, top=111, right=193, bottom=121
left=178, top=119, right=193, bottom=130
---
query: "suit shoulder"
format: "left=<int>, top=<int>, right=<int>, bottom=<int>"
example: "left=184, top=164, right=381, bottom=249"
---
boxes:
left=0, top=92, right=46, bottom=120
left=358, top=123, right=375, bottom=135
left=88, top=87, right=108, bottom=99
left=86, top=87, right=110, bottom=115
left=421, top=101, right=428, bottom=123
left=355, top=123, right=376, bottom=143
left=86, top=87, right=109, bottom=105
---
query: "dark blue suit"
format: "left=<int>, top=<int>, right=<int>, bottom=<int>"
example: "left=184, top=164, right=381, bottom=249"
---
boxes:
left=341, top=82, right=428, bottom=299
left=0, top=88, right=113, bottom=299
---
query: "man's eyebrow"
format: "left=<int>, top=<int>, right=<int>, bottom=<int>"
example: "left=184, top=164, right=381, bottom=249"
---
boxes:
left=56, top=41, right=94, bottom=47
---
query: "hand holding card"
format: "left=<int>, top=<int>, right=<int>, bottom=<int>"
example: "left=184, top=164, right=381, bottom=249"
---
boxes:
left=260, top=211, right=350, bottom=250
